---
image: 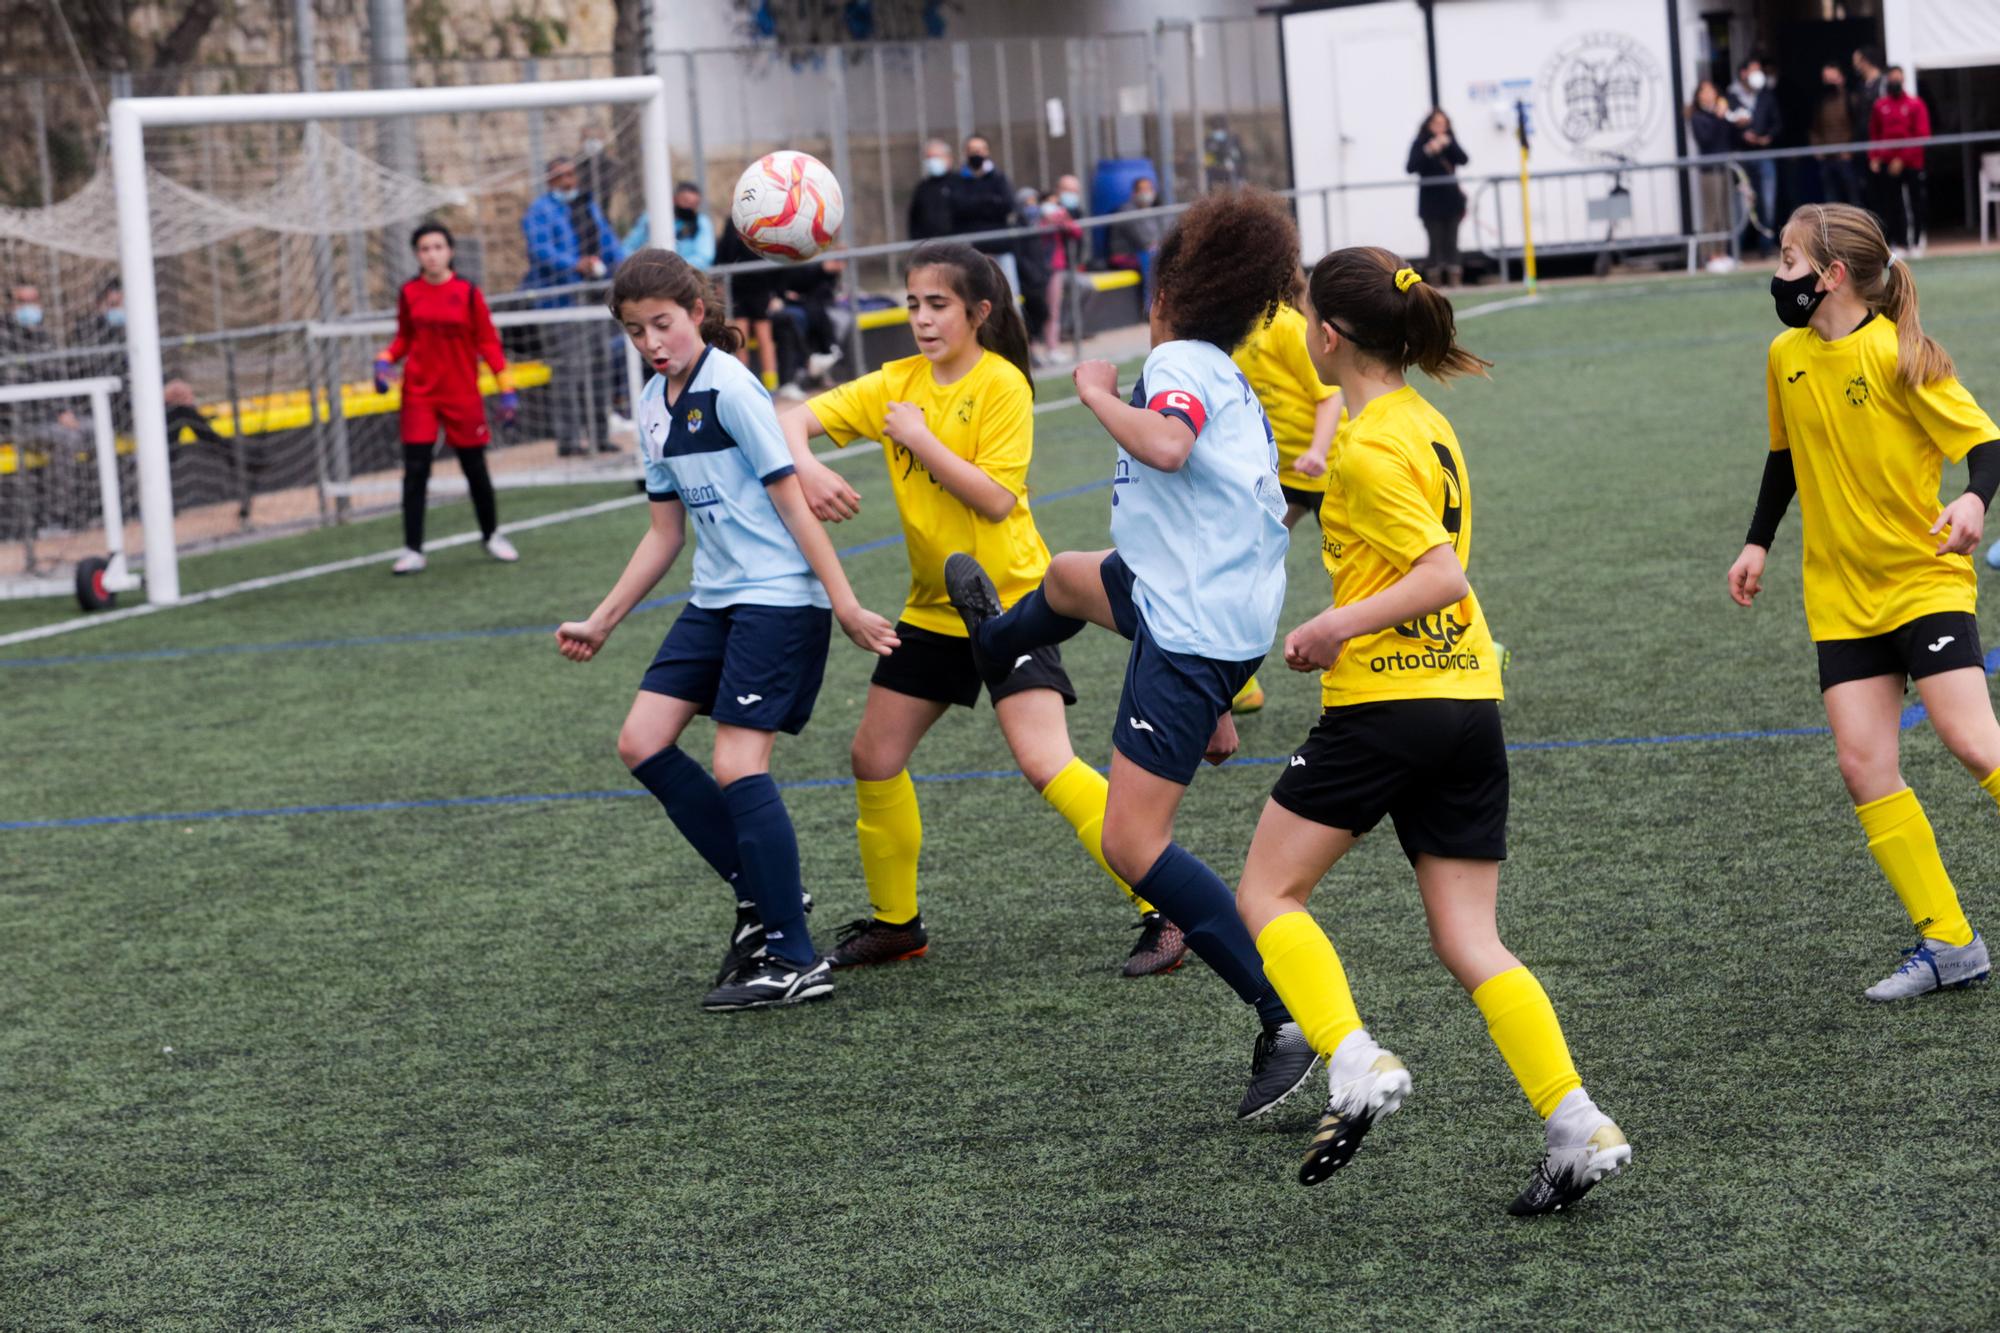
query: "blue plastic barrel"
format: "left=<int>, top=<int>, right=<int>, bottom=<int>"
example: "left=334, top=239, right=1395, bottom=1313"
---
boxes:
left=1090, top=157, right=1157, bottom=261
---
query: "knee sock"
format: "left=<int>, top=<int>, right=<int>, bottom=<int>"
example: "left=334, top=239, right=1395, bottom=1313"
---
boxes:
left=855, top=770, right=922, bottom=925
left=1039, top=758, right=1153, bottom=914
left=979, top=586, right=1087, bottom=663
left=1255, top=912, right=1362, bottom=1057
left=1132, top=843, right=1289, bottom=1026
left=1472, top=966, right=1582, bottom=1118
left=1857, top=787, right=1974, bottom=947
left=401, top=444, right=433, bottom=549
left=629, top=745, right=741, bottom=892
left=458, top=446, right=499, bottom=540
left=721, top=774, right=814, bottom=966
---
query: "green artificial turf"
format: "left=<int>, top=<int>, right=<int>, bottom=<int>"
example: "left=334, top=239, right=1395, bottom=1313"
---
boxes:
left=6, top=266, right=2000, bottom=1328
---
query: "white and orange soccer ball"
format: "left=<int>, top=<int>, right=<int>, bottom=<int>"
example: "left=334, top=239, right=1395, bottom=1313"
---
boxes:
left=731, top=150, right=845, bottom=262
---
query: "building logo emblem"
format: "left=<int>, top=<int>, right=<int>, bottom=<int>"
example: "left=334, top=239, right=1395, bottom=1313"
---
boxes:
left=1538, top=31, right=1664, bottom=160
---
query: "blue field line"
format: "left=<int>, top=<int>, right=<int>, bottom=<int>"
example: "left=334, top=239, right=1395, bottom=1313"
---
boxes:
left=0, top=477, right=1116, bottom=671
left=1, top=722, right=1853, bottom=833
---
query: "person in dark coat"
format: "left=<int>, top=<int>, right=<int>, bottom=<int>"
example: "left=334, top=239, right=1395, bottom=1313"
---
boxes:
left=948, top=134, right=1021, bottom=294
left=1406, top=108, right=1469, bottom=285
left=907, top=139, right=957, bottom=241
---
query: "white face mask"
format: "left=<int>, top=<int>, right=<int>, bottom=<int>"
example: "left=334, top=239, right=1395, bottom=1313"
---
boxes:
left=583, top=138, right=604, bottom=155
left=924, top=156, right=949, bottom=178
left=1746, top=70, right=1767, bottom=91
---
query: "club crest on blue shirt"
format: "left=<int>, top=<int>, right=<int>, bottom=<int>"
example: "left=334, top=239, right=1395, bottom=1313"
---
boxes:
left=686, top=407, right=706, bottom=433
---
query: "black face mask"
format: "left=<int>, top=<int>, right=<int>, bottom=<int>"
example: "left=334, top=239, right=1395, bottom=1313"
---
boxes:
left=1771, top=271, right=1827, bottom=328
left=966, top=153, right=988, bottom=171
left=674, top=206, right=696, bottom=224
left=1887, top=80, right=1905, bottom=96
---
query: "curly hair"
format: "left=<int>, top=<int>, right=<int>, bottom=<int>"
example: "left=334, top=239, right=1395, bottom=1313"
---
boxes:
left=1153, top=187, right=1299, bottom=351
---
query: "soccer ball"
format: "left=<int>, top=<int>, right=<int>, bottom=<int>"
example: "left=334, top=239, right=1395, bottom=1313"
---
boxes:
left=731, top=150, right=845, bottom=262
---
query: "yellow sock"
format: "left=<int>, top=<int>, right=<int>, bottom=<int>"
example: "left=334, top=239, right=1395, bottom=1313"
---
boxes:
left=1472, top=966, right=1581, bottom=1118
left=1857, top=787, right=1973, bottom=947
left=1980, top=765, right=2000, bottom=812
left=1041, top=757, right=1153, bottom=913
left=855, top=770, right=922, bottom=925
left=760, top=368, right=779, bottom=391
left=1232, top=673, right=1265, bottom=712
left=1255, top=911, right=1362, bottom=1057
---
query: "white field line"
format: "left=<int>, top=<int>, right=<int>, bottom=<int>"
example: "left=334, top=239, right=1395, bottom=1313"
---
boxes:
left=1457, top=293, right=1543, bottom=319
left=0, top=438, right=885, bottom=649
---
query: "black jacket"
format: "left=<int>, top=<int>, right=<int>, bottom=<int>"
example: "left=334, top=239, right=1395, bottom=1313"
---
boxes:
left=949, top=167, right=1016, bottom=254
left=1689, top=107, right=1735, bottom=156
left=1406, top=131, right=1469, bottom=221
left=907, top=174, right=956, bottom=241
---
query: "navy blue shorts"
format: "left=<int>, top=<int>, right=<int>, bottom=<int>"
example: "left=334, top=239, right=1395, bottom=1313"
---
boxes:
left=1099, top=552, right=1263, bottom=786
left=640, top=602, right=831, bottom=735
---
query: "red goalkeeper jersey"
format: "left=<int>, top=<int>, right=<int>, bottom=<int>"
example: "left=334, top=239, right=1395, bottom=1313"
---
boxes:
left=381, top=274, right=506, bottom=406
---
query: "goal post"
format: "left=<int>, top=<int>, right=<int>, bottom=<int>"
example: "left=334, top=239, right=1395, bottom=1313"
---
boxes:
left=109, top=76, right=675, bottom=605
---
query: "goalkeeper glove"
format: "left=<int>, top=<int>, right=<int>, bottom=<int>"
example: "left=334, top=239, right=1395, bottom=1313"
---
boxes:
left=373, top=357, right=394, bottom=394
left=497, top=390, right=519, bottom=425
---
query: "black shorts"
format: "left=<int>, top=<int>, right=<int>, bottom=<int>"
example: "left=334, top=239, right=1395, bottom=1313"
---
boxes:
left=870, top=621, right=1077, bottom=709
left=1815, top=611, right=1984, bottom=692
left=640, top=602, right=831, bottom=735
left=1280, top=484, right=1324, bottom=523
left=1270, top=698, right=1509, bottom=864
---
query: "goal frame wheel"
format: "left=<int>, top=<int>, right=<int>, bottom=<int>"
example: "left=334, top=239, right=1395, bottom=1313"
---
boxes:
left=75, top=554, right=118, bottom=612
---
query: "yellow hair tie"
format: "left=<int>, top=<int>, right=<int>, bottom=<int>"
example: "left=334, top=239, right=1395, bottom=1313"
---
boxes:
left=1394, top=267, right=1423, bottom=293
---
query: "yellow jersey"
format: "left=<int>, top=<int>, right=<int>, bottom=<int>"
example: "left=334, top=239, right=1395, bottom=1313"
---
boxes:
left=1318, top=384, right=1503, bottom=707
left=809, top=350, right=1051, bottom=636
left=1232, top=303, right=1340, bottom=493
left=1766, top=317, right=1998, bottom=640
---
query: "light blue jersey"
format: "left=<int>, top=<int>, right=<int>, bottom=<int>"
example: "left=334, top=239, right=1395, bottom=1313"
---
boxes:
left=639, top=346, right=828, bottom=610
left=1109, top=338, right=1288, bottom=659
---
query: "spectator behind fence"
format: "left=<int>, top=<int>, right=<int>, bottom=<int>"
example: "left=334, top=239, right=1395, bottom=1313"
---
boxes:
left=1013, top=187, right=1052, bottom=366
left=1808, top=64, right=1862, bottom=207
left=948, top=134, right=1020, bottom=294
left=70, top=277, right=124, bottom=350
left=772, top=257, right=848, bottom=393
left=578, top=124, right=626, bottom=230
left=1406, top=107, right=1470, bottom=285
left=522, top=157, right=625, bottom=455
left=715, top=218, right=786, bottom=391
left=1, top=278, right=50, bottom=362
left=1869, top=66, right=1931, bottom=253
left=621, top=181, right=718, bottom=269
left=1037, top=175, right=1085, bottom=361
left=908, top=138, right=957, bottom=241
left=1727, top=57, right=1781, bottom=255
left=1106, top=177, right=1163, bottom=306
left=1687, top=81, right=1736, bottom=263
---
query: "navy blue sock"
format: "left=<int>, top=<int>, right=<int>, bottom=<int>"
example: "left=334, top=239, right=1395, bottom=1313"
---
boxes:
left=720, top=774, right=814, bottom=966
left=1133, top=843, right=1290, bottom=1026
left=979, top=586, right=1087, bottom=662
left=630, top=746, right=743, bottom=897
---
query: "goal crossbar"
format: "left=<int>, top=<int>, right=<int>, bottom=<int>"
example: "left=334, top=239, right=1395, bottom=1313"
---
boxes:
left=110, top=75, right=675, bottom=604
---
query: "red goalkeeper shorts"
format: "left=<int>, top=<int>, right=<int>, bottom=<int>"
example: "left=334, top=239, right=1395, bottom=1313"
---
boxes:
left=401, top=397, right=490, bottom=448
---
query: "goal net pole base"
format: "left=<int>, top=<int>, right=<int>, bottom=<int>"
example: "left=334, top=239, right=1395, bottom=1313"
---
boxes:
left=0, top=375, right=142, bottom=599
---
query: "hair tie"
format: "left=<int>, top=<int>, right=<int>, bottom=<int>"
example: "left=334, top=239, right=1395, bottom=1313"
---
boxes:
left=1394, top=267, right=1423, bottom=293
left=1884, top=252, right=1898, bottom=269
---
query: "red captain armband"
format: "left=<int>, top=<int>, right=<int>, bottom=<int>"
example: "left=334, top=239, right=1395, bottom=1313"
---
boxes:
left=1146, top=388, right=1207, bottom=436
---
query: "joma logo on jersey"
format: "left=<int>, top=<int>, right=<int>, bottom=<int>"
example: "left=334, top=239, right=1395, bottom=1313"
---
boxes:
left=1845, top=375, right=1870, bottom=407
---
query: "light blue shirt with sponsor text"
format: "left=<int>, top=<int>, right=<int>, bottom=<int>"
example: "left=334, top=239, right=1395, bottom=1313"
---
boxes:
left=639, top=346, right=828, bottom=610
left=1109, top=338, right=1287, bottom=659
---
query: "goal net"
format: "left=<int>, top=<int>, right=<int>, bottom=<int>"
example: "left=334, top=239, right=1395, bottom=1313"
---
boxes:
left=0, top=76, right=672, bottom=605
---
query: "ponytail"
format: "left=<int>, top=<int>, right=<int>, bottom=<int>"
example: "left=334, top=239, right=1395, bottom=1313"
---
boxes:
left=1403, top=281, right=1493, bottom=381
left=607, top=247, right=744, bottom=354
left=1307, top=246, right=1492, bottom=382
left=1785, top=203, right=1952, bottom=388
left=906, top=240, right=1034, bottom=397
left=1879, top=257, right=1954, bottom=387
